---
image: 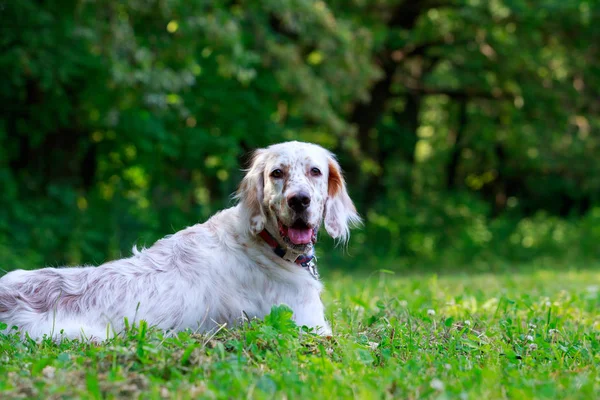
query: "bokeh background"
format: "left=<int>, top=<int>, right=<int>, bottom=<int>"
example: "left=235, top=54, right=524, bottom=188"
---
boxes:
left=1, top=0, right=599, bottom=273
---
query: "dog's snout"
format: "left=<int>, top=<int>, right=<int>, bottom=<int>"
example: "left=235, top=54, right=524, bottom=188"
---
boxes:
left=287, top=192, right=311, bottom=212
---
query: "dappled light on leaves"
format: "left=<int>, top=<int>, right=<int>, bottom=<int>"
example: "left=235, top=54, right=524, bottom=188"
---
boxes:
left=0, top=0, right=599, bottom=269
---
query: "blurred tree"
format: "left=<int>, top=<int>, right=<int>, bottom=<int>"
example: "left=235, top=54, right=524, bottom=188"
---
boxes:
left=1, top=0, right=599, bottom=269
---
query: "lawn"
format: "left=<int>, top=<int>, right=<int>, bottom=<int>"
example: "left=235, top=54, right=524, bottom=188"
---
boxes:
left=1, top=267, right=598, bottom=399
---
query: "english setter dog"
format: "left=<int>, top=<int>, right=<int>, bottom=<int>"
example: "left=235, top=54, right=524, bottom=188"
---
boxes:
left=0, top=142, right=360, bottom=340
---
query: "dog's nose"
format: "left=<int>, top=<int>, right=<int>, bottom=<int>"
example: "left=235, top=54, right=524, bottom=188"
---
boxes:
left=287, top=192, right=311, bottom=212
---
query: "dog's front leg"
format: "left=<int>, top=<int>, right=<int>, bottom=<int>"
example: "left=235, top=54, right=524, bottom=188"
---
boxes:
left=292, top=297, right=332, bottom=336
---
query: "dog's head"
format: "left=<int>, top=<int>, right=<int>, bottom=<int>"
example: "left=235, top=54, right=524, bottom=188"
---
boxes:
left=237, top=142, right=361, bottom=253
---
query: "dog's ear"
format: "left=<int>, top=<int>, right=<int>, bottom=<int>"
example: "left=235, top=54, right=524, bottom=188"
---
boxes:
left=236, top=149, right=267, bottom=235
left=324, top=156, right=361, bottom=242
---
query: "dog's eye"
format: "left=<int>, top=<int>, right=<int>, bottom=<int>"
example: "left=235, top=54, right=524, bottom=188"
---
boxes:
left=310, top=167, right=322, bottom=177
left=271, top=169, right=284, bottom=179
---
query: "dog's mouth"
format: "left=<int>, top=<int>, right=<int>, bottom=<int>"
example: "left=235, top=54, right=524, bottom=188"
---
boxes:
left=278, top=218, right=317, bottom=246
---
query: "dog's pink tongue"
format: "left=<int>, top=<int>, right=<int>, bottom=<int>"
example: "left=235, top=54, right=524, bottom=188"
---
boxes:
left=287, top=228, right=313, bottom=244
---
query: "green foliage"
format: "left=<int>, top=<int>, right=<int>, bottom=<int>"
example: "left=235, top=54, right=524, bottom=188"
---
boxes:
left=262, top=304, right=298, bottom=336
left=1, top=269, right=599, bottom=398
left=343, top=196, right=600, bottom=269
left=1, top=0, right=600, bottom=269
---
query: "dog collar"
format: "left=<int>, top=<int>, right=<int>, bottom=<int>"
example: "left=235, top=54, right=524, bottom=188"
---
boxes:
left=258, top=229, right=319, bottom=280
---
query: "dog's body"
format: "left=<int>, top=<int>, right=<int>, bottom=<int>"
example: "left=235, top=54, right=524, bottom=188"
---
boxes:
left=0, top=142, right=359, bottom=340
left=0, top=206, right=328, bottom=339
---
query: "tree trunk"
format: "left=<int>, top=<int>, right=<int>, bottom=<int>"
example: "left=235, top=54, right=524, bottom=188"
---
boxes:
left=345, top=0, right=431, bottom=204
left=446, top=99, right=467, bottom=190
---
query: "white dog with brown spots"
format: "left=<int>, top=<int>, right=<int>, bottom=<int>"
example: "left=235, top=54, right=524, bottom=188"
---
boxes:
left=0, top=142, right=361, bottom=340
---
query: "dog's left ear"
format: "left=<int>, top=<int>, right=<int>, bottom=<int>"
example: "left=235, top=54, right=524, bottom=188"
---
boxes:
left=324, top=156, right=362, bottom=242
left=236, top=149, right=267, bottom=235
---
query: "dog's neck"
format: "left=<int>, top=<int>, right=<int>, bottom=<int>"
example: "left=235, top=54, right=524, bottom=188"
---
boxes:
left=257, top=228, right=319, bottom=280
left=257, top=228, right=314, bottom=263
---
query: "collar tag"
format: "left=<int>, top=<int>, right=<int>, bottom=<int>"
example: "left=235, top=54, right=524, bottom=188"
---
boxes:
left=303, top=259, right=319, bottom=280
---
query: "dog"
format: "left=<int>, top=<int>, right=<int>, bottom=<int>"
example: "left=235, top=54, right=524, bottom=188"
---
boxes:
left=0, top=142, right=360, bottom=340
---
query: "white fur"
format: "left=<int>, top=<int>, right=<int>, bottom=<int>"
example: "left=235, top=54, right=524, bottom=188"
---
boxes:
left=0, top=142, right=360, bottom=341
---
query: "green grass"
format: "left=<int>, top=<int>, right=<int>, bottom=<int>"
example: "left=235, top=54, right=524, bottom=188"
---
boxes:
left=1, top=268, right=599, bottom=399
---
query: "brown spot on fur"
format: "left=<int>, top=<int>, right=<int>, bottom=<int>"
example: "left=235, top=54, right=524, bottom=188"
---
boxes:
left=328, top=159, right=343, bottom=197
left=89, top=278, right=102, bottom=287
left=206, top=222, right=217, bottom=233
left=0, top=293, right=14, bottom=313
left=60, top=294, right=82, bottom=314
